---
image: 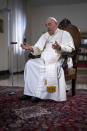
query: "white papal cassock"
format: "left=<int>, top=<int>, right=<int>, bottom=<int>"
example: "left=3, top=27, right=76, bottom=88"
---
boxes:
left=24, top=28, right=75, bottom=101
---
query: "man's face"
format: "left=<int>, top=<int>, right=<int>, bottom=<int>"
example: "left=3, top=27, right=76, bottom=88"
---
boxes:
left=45, top=18, right=58, bottom=35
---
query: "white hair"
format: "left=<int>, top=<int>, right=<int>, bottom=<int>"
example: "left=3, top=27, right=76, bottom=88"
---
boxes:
left=48, top=17, right=58, bottom=23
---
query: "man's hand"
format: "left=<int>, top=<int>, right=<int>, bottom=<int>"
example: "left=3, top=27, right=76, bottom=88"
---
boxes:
left=52, top=41, right=61, bottom=50
left=21, top=43, right=33, bottom=52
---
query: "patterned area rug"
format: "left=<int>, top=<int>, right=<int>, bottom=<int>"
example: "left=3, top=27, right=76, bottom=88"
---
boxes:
left=0, top=86, right=87, bottom=131
left=15, top=106, right=51, bottom=120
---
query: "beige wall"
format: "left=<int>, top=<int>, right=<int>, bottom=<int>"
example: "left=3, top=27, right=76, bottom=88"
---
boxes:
left=26, top=3, right=87, bottom=45
left=0, top=11, right=8, bottom=71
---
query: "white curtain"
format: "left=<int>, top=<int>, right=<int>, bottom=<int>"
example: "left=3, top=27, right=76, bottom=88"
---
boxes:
left=8, top=0, right=27, bottom=73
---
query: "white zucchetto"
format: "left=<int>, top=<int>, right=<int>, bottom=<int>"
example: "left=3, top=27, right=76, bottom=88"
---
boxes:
left=48, top=17, right=58, bottom=23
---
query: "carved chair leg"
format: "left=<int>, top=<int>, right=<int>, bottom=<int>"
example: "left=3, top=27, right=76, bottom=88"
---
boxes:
left=72, top=79, right=76, bottom=96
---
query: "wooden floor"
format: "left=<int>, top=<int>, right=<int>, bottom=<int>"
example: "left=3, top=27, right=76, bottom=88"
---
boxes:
left=0, top=68, right=87, bottom=90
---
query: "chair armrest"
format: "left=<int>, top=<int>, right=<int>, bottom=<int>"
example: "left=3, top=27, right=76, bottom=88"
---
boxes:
left=61, top=51, right=76, bottom=72
left=28, top=53, right=40, bottom=59
left=28, top=53, right=36, bottom=59
left=62, top=50, right=76, bottom=58
left=62, top=52, right=69, bottom=71
left=61, top=49, right=79, bottom=74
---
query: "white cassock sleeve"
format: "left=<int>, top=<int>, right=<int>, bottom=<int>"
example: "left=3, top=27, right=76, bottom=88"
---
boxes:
left=32, top=34, right=47, bottom=56
left=60, top=31, right=75, bottom=52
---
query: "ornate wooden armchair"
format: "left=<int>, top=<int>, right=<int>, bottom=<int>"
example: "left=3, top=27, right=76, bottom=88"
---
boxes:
left=60, top=24, right=81, bottom=96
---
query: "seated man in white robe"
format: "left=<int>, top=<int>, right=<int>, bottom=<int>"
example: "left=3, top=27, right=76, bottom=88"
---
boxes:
left=19, top=17, right=75, bottom=102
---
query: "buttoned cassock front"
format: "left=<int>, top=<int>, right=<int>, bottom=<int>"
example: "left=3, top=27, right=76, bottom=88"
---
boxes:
left=24, top=28, right=75, bottom=101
